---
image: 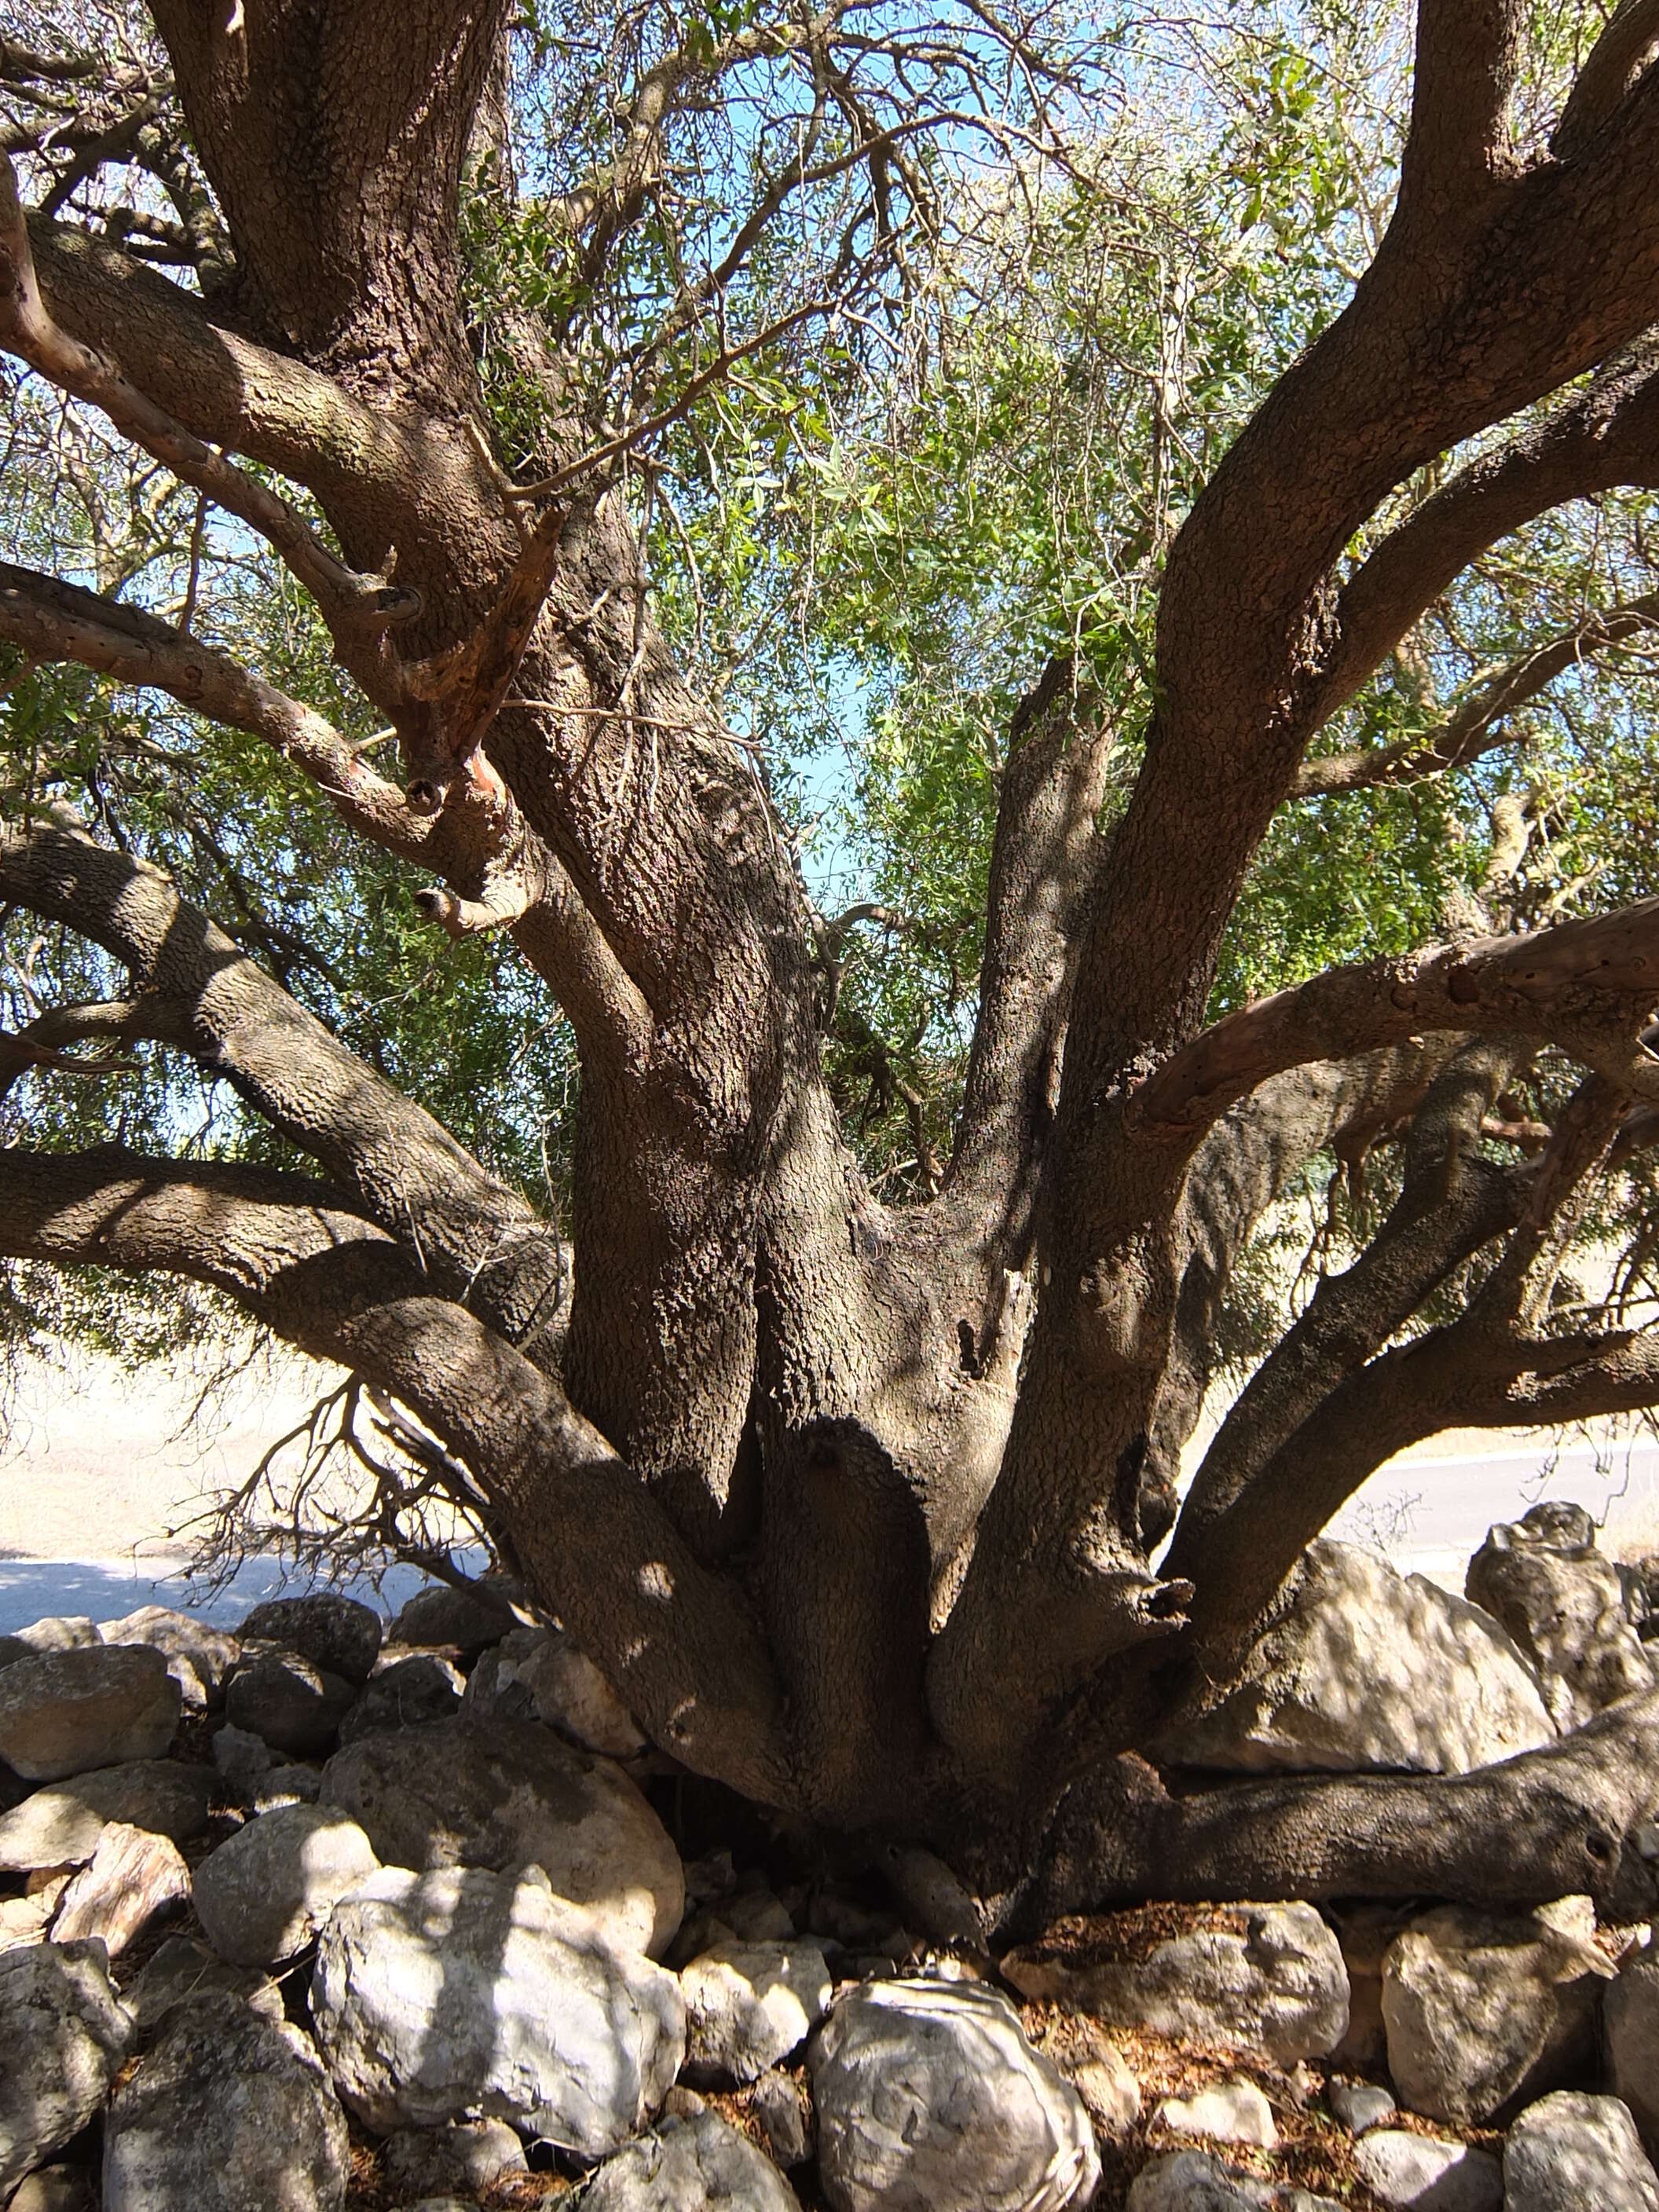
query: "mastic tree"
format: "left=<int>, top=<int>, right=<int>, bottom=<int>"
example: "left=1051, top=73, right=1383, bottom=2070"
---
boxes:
left=7, top=0, right=1659, bottom=1923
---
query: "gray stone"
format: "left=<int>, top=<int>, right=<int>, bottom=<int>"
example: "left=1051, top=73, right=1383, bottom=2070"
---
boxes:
left=104, top=1990, right=349, bottom=2212
left=238, top=1595, right=382, bottom=1683
left=682, top=1937, right=833, bottom=2083
left=462, top=1624, right=646, bottom=1757
left=1381, top=1897, right=1610, bottom=2125
left=194, top=1802, right=380, bottom=1965
left=387, top=1580, right=521, bottom=1656
left=124, top=1935, right=284, bottom=2033
left=97, top=1605, right=241, bottom=1705
left=6, top=2166, right=97, bottom=2212
left=1504, top=2090, right=1659, bottom=2210
left=1155, top=1540, right=1555, bottom=1775
left=320, top=1714, right=683, bottom=1955
left=582, top=2111, right=801, bottom=2210
left=1155, top=2080, right=1277, bottom=2148
left=383, top=2121, right=527, bottom=2200
left=339, top=1653, right=463, bottom=1746
left=13, top=1620, right=100, bottom=1655
left=226, top=1649, right=355, bottom=1756
left=1124, top=2150, right=1272, bottom=2210
left=751, top=2068, right=811, bottom=2166
left=0, top=1942, right=134, bottom=2199
left=49, top=1820, right=189, bottom=1957
left=236, top=1762, right=323, bottom=1813
left=1467, top=1501, right=1654, bottom=1728
left=1353, top=2130, right=1503, bottom=2210
left=1070, top=2048, right=1141, bottom=2136
left=810, top=1976, right=1099, bottom=2212
left=309, top=1863, right=684, bottom=2156
left=0, top=1646, right=179, bottom=1781
left=726, top=1888, right=797, bottom=1941
left=0, top=1760, right=214, bottom=1872
left=1328, top=2078, right=1396, bottom=2134
left=1610, top=1948, right=1659, bottom=2155
left=1004, top=1903, right=1350, bottom=2065
left=0, top=1635, right=28, bottom=1673
left=212, top=1722, right=273, bottom=1778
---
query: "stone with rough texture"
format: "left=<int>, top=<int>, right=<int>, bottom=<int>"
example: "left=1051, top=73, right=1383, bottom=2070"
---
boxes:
left=0, top=1760, right=213, bottom=1872
left=125, top=1935, right=284, bottom=2032
left=1504, top=2091, right=1659, bottom=2210
left=309, top=1863, right=684, bottom=2156
left=0, top=1646, right=179, bottom=1781
left=49, top=1821, right=189, bottom=1957
left=213, top=1722, right=274, bottom=1778
left=194, top=1802, right=380, bottom=1965
left=0, top=1634, right=28, bottom=1672
left=236, top=1763, right=324, bottom=1812
left=0, top=1942, right=134, bottom=2198
left=1071, top=2048, right=1141, bottom=2135
left=339, top=1654, right=463, bottom=1746
left=1328, top=2078, right=1396, bottom=2134
left=582, top=2111, right=802, bottom=2210
left=1466, top=1501, right=1654, bottom=1728
left=682, top=1937, right=833, bottom=2083
left=1381, top=1898, right=1610, bottom=2126
left=1355, top=2132, right=1503, bottom=2210
left=104, top=1990, right=349, bottom=2212
left=7, top=2167, right=98, bottom=2212
left=320, top=1714, right=683, bottom=1955
left=383, top=2122, right=526, bottom=2200
left=1155, top=1540, right=1554, bottom=1775
left=1125, top=2152, right=1270, bottom=2210
left=1610, top=1948, right=1659, bottom=2155
left=239, top=1595, right=382, bottom=1683
left=752, top=2068, right=811, bottom=2166
left=1156, top=2081, right=1277, bottom=2148
left=388, top=1580, right=520, bottom=1656
left=810, top=1976, right=1099, bottom=2212
left=98, top=1606, right=241, bottom=1705
left=225, top=1650, right=356, bottom=1756
left=463, top=1624, right=646, bottom=1757
left=13, top=1620, right=100, bottom=1655
left=1005, top=1903, right=1350, bottom=2065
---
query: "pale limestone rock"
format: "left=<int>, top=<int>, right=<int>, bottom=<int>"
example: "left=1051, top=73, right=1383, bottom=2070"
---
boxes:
left=0, top=1646, right=179, bottom=1781
left=1503, top=2090, right=1659, bottom=2211
left=581, top=2110, right=802, bottom=2210
left=682, top=1936, right=833, bottom=2083
left=0, top=1943, right=134, bottom=2199
left=193, top=1802, right=380, bottom=1965
left=1467, top=1501, right=1654, bottom=1728
left=0, top=1760, right=212, bottom=1873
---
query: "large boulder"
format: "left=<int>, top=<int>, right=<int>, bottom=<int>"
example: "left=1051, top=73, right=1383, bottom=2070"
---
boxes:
left=13, top=1619, right=100, bottom=1654
left=0, top=1646, right=179, bottom=1781
left=320, top=1714, right=683, bottom=1954
left=0, top=1943, right=134, bottom=2198
left=193, top=1803, right=381, bottom=1966
left=388, top=1580, right=521, bottom=1657
left=1607, top=1946, right=1659, bottom=2154
left=1154, top=1540, right=1554, bottom=1775
left=382, top=2121, right=527, bottom=2201
left=339, top=1654, right=463, bottom=1747
left=125, top=1935, right=284, bottom=2034
left=582, top=2110, right=802, bottom=2210
left=238, top=1595, right=382, bottom=1683
left=309, top=1863, right=685, bottom=2156
left=681, top=1936, right=833, bottom=2083
left=104, top=1990, right=350, bottom=2212
left=1380, top=1896, right=1611, bottom=2126
left=1353, top=2131, right=1503, bottom=2210
left=1004, top=1903, right=1350, bottom=2064
left=97, top=1606, right=241, bottom=1706
left=1466, top=1501, right=1654, bottom=1728
left=1125, top=2152, right=1342, bottom=2210
left=225, top=1649, right=357, bottom=1756
left=809, top=1977, right=1099, bottom=2212
left=1504, top=2091, right=1659, bottom=2211
left=463, top=1624, right=646, bottom=1758
left=0, top=1760, right=214, bottom=1872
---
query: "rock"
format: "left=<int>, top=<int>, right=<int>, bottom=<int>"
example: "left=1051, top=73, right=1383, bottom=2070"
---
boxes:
left=0, top=1760, right=214, bottom=1872
left=682, top=1936, right=833, bottom=2083
left=1156, top=2081, right=1277, bottom=2148
left=1466, top=1501, right=1654, bottom=1727
left=1124, top=2150, right=1270, bottom=2209
left=49, top=1821, right=190, bottom=1957
left=309, top=1863, right=684, bottom=2155
left=463, top=1624, right=646, bottom=1757
left=236, top=1763, right=323, bottom=1812
left=239, top=1594, right=383, bottom=1683
left=387, top=1580, right=521, bottom=1656
left=1328, top=2078, right=1396, bottom=2133
left=0, top=1635, right=29, bottom=1672
left=726, top=1888, right=797, bottom=1941
left=124, top=1935, right=284, bottom=2032
left=104, top=1990, right=349, bottom=2212
left=810, top=1976, right=1099, bottom=2212
left=1004, top=1903, right=1350, bottom=2065
left=1607, top=1948, right=1659, bottom=2154
left=213, top=1722, right=274, bottom=1778
left=1380, top=1898, right=1611, bottom=2125
left=226, top=1649, right=356, bottom=1756
left=1353, top=2130, right=1503, bottom=2210
left=339, top=1654, right=463, bottom=1746
left=383, top=2121, right=527, bottom=2200
left=0, top=1942, right=134, bottom=2198
left=0, top=1646, right=179, bottom=1781
left=13, top=1619, right=100, bottom=1654
left=98, top=1605, right=241, bottom=1705
left=1504, top=2090, right=1659, bottom=2210
left=320, top=1714, right=683, bottom=1955
left=1071, top=2048, right=1141, bottom=2135
left=582, top=2110, right=802, bottom=2210
left=1154, top=1540, right=1555, bottom=1775
left=6, top=2166, right=98, bottom=2212
left=751, top=2068, right=811, bottom=2166
left=193, top=1803, right=380, bottom=1965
